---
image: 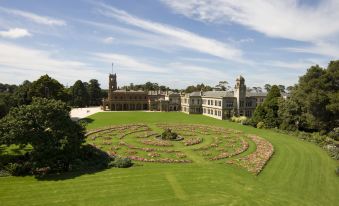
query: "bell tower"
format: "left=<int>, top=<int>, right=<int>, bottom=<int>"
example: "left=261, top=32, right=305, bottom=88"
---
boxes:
left=108, top=73, right=117, bottom=100
left=234, top=75, right=246, bottom=116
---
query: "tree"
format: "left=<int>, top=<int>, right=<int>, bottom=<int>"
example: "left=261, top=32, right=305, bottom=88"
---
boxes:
left=251, top=85, right=281, bottom=128
left=29, top=75, right=68, bottom=101
left=278, top=85, right=286, bottom=93
left=289, top=62, right=339, bottom=132
left=0, top=93, right=16, bottom=118
left=286, top=86, right=294, bottom=93
left=278, top=98, right=303, bottom=131
left=13, top=80, right=32, bottom=105
left=264, top=84, right=272, bottom=92
left=215, top=81, right=230, bottom=91
left=0, top=98, right=85, bottom=172
left=71, top=80, right=89, bottom=107
left=252, top=87, right=263, bottom=93
left=185, top=83, right=212, bottom=93
left=88, top=79, right=102, bottom=106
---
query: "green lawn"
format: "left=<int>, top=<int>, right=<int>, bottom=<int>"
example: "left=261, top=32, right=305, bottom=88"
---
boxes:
left=0, top=112, right=338, bottom=206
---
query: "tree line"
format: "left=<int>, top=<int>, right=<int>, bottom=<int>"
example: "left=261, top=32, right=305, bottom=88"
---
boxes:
left=249, top=60, right=338, bottom=139
left=0, top=75, right=105, bottom=118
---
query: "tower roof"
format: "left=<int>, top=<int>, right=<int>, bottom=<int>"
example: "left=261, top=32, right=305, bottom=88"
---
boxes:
left=236, top=75, right=245, bottom=81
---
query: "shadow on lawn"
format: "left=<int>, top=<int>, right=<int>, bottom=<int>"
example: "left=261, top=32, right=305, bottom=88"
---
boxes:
left=35, top=145, right=112, bottom=181
left=71, top=117, right=94, bottom=124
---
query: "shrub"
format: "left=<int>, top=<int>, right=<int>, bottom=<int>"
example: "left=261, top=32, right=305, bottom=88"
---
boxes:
left=328, top=127, right=339, bottom=141
left=327, top=146, right=339, bottom=160
left=231, top=116, right=248, bottom=124
left=311, top=133, right=326, bottom=145
left=110, top=157, right=133, bottom=168
left=4, top=162, right=32, bottom=176
left=298, top=131, right=312, bottom=141
left=257, top=121, right=265, bottom=129
left=161, top=129, right=178, bottom=140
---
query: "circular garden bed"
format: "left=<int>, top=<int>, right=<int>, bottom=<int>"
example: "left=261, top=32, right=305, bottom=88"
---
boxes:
left=86, top=123, right=274, bottom=174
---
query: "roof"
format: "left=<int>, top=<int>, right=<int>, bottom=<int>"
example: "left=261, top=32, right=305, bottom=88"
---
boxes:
left=203, top=91, right=234, bottom=98
left=113, top=90, right=147, bottom=93
left=246, top=92, right=267, bottom=97
left=148, top=91, right=165, bottom=95
left=189, top=91, right=202, bottom=97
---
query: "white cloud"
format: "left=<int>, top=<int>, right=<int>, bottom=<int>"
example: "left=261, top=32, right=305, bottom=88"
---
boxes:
left=0, top=28, right=31, bottom=39
left=103, top=36, right=114, bottom=44
left=93, top=2, right=243, bottom=62
left=0, top=6, right=66, bottom=26
left=161, top=0, right=339, bottom=42
left=161, top=0, right=339, bottom=58
left=280, top=42, right=339, bottom=58
left=0, top=42, right=104, bottom=85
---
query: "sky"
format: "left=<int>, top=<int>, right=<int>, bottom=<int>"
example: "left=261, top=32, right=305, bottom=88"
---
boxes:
left=0, top=0, right=338, bottom=89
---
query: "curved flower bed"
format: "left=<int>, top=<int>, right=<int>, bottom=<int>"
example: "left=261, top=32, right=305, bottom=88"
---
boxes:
left=136, top=131, right=158, bottom=138
left=182, top=137, right=203, bottom=146
left=85, top=123, right=148, bottom=136
left=209, top=139, right=249, bottom=160
left=128, top=156, right=192, bottom=163
left=227, top=135, right=274, bottom=175
left=118, top=141, right=179, bottom=153
left=139, top=139, right=173, bottom=147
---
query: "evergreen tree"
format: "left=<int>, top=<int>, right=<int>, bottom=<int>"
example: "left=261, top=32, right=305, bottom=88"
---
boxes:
left=88, top=79, right=102, bottom=106
left=251, top=85, right=281, bottom=128
left=0, top=98, right=85, bottom=172
left=29, top=75, right=68, bottom=101
left=71, top=80, right=89, bottom=107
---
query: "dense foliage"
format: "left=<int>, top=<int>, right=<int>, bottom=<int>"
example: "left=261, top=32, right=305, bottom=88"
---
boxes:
left=29, top=75, right=69, bottom=101
left=160, top=128, right=179, bottom=140
left=121, top=81, right=170, bottom=92
left=185, top=83, right=212, bottom=93
left=251, top=60, right=339, bottom=136
left=250, top=85, right=281, bottom=128
left=71, top=80, right=90, bottom=107
left=0, top=98, right=85, bottom=173
left=0, top=75, right=104, bottom=118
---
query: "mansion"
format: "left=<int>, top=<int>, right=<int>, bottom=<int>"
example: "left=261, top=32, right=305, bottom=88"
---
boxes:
left=102, top=73, right=274, bottom=120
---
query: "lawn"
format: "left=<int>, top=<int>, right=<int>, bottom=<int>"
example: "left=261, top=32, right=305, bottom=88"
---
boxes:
left=0, top=112, right=338, bottom=206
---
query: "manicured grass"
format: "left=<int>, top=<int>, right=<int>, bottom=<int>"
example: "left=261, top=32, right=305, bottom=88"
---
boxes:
left=0, top=112, right=338, bottom=206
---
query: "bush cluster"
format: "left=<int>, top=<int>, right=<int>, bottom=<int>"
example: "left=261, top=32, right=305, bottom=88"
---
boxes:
left=160, top=129, right=178, bottom=140
left=230, top=116, right=248, bottom=125
left=109, top=157, right=133, bottom=168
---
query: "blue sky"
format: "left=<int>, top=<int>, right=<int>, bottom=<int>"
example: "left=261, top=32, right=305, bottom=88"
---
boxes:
left=0, top=0, right=338, bottom=89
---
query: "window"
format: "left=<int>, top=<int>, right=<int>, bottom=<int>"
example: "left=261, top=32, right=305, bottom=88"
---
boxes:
left=214, top=110, right=217, bottom=115
left=192, top=99, right=195, bottom=104
left=215, top=100, right=217, bottom=106
left=226, top=102, right=233, bottom=107
left=211, top=100, right=213, bottom=105
left=197, top=99, right=200, bottom=104
left=208, top=100, right=210, bottom=105
left=219, top=101, right=221, bottom=106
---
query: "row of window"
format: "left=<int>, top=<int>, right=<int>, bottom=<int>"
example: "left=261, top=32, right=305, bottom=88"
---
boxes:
left=203, top=108, right=222, bottom=117
left=112, top=95, right=147, bottom=100
left=204, top=99, right=222, bottom=106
